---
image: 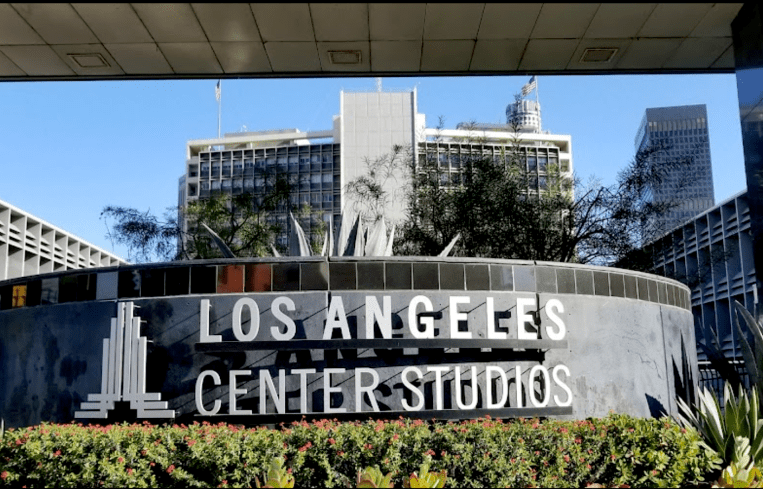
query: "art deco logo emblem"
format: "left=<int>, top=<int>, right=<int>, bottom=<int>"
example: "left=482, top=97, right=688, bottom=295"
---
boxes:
left=75, top=302, right=174, bottom=419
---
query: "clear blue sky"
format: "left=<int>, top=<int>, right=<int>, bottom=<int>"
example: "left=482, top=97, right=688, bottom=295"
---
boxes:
left=0, top=74, right=746, bottom=261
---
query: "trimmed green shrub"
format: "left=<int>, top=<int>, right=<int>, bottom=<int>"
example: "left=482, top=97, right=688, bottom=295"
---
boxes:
left=0, top=414, right=719, bottom=488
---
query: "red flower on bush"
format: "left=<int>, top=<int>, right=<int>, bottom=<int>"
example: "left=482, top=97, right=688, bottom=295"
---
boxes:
left=127, top=468, right=133, bottom=475
left=563, top=455, right=570, bottom=463
left=425, top=449, right=435, bottom=456
left=187, top=440, right=197, bottom=447
left=167, top=465, right=175, bottom=474
left=337, top=451, right=345, bottom=456
left=1, top=472, right=8, bottom=480
left=299, top=442, right=312, bottom=452
left=328, top=438, right=336, bottom=445
left=54, top=450, right=61, bottom=457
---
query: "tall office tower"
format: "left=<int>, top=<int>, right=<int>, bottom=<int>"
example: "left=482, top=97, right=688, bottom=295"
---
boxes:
left=634, top=104, right=715, bottom=234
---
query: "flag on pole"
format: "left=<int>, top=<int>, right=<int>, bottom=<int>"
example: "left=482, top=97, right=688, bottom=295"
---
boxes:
left=215, top=80, right=221, bottom=102
left=521, top=76, right=537, bottom=96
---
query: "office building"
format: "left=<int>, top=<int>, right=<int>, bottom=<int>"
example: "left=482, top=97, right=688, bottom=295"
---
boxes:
left=645, top=189, right=755, bottom=364
left=634, top=105, right=716, bottom=234
left=178, top=88, right=572, bottom=251
left=0, top=198, right=126, bottom=281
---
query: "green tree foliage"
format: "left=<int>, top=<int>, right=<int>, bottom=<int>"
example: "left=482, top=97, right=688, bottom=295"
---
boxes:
left=102, top=173, right=293, bottom=263
left=348, top=101, right=699, bottom=266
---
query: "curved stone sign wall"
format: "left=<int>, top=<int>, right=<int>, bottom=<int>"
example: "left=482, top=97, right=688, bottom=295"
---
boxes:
left=0, top=257, right=696, bottom=428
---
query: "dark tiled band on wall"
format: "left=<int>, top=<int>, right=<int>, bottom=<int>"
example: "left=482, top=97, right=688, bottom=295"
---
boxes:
left=0, top=260, right=691, bottom=311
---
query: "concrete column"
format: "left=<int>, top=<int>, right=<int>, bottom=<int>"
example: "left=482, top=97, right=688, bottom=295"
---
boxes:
left=732, top=3, right=763, bottom=303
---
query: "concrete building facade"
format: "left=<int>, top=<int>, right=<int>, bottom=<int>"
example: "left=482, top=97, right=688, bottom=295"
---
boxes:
left=645, top=189, right=755, bottom=362
left=0, top=198, right=125, bottom=282
left=178, top=88, right=572, bottom=251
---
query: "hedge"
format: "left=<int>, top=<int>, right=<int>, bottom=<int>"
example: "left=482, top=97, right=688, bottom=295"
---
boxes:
left=0, top=414, right=720, bottom=488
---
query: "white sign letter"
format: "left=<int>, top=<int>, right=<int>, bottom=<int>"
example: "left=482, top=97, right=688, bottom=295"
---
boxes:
left=408, top=296, right=434, bottom=339
left=486, top=366, right=508, bottom=408
left=544, top=299, right=566, bottom=341
left=199, top=299, right=221, bottom=343
left=229, top=370, right=252, bottom=415
left=271, top=296, right=296, bottom=341
left=355, top=368, right=381, bottom=412
left=529, top=365, right=551, bottom=408
left=486, top=297, right=507, bottom=340
left=233, top=298, right=260, bottom=341
left=323, top=296, right=351, bottom=339
left=195, top=370, right=221, bottom=415
left=259, top=369, right=286, bottom=414
left=517, top=297, right=538, bottom=340
left=291, top=368, right=316, bottom=413
left=323, top=368, right=347, bottom=413
left=449, top=296, right=472, bottom=339
left=428, top=366, right=450, bottom=410
left=365, top=296, right=392, bottom=339
left=401, top=366, right=424, bottom=411
left=455, top=366, right=478, bottom=410
left=553, top=365, right=573, bottom=407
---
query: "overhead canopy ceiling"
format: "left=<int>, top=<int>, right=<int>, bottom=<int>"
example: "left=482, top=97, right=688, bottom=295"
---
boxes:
left=0, top=3, right=742, bottom=81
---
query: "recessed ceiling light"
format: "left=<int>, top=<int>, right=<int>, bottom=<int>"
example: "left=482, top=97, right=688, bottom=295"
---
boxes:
left=68, top=53, right=109, bottom=68
left=328, top=50, right=361, bottom=64
left=580, top=48, right=618, bottom=63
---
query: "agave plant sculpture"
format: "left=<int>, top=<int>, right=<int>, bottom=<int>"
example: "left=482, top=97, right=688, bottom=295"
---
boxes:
left=283, top=211, right=460, bottom=258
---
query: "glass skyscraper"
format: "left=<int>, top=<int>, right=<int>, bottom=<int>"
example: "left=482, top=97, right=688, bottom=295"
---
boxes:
left=634, top=104, right=715, bottom=234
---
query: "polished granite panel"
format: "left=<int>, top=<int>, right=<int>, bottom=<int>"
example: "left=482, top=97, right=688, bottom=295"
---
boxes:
left=609, top=273, right=625, bottom=298
left=413, top=262, right=439, bottom=290
left=329, top=262, right=356, bottom=290
left=245, top=264, right=271, bottom=292
left=78, top=274, right=97, bottom=301
left=301, top=262, right=329, bottom=290
left=439, top=263, right=465, bottom=290
left=273, top=263, right=300, bottom=291
left=465, top=264, right=489, bottom=290
left=386, top=262, right=412, bottom=289
left=217, top=265, right=244, bottom=293
left=647, top=280, right=659, bottom=303
left=659, top=282, right=669, bottom=305
left=357, top=262, right=384, bottom=290
left=557, top=268, right=575, bottom=294
left=624, top=274, right=638, bottom=299
left=96, top=271, right=118, bottom=300
left=190, top=266, right=217, bottom=294
left=575, top=269, right=594, bottom=296
left=0, top=285, right=11, bottom=310
left=165, top=267, right=190, bottom=296
left=490, top=265, right=513, bottom=291
left=536, top=267, right=557, bottom=293
left=593, top=271, right=609, bottom=296
left=118, top=270, right=141, bottom=298
left=514, top=266, right=535, bottom=292
left=41, top=277, right=58, bottom=305
left=59, top=275, right=79, bottom=303
left=141, top=269, right=165, bottom=297
left=25, top=280, right=41, bottom=307
left=637, top=277, right=649, bottom=301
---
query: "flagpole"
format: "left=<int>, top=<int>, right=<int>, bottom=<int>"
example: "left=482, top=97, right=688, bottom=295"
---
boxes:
left=217, top=80, right=221, bottom=140
left=535, top=77, right=541, bottom=133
